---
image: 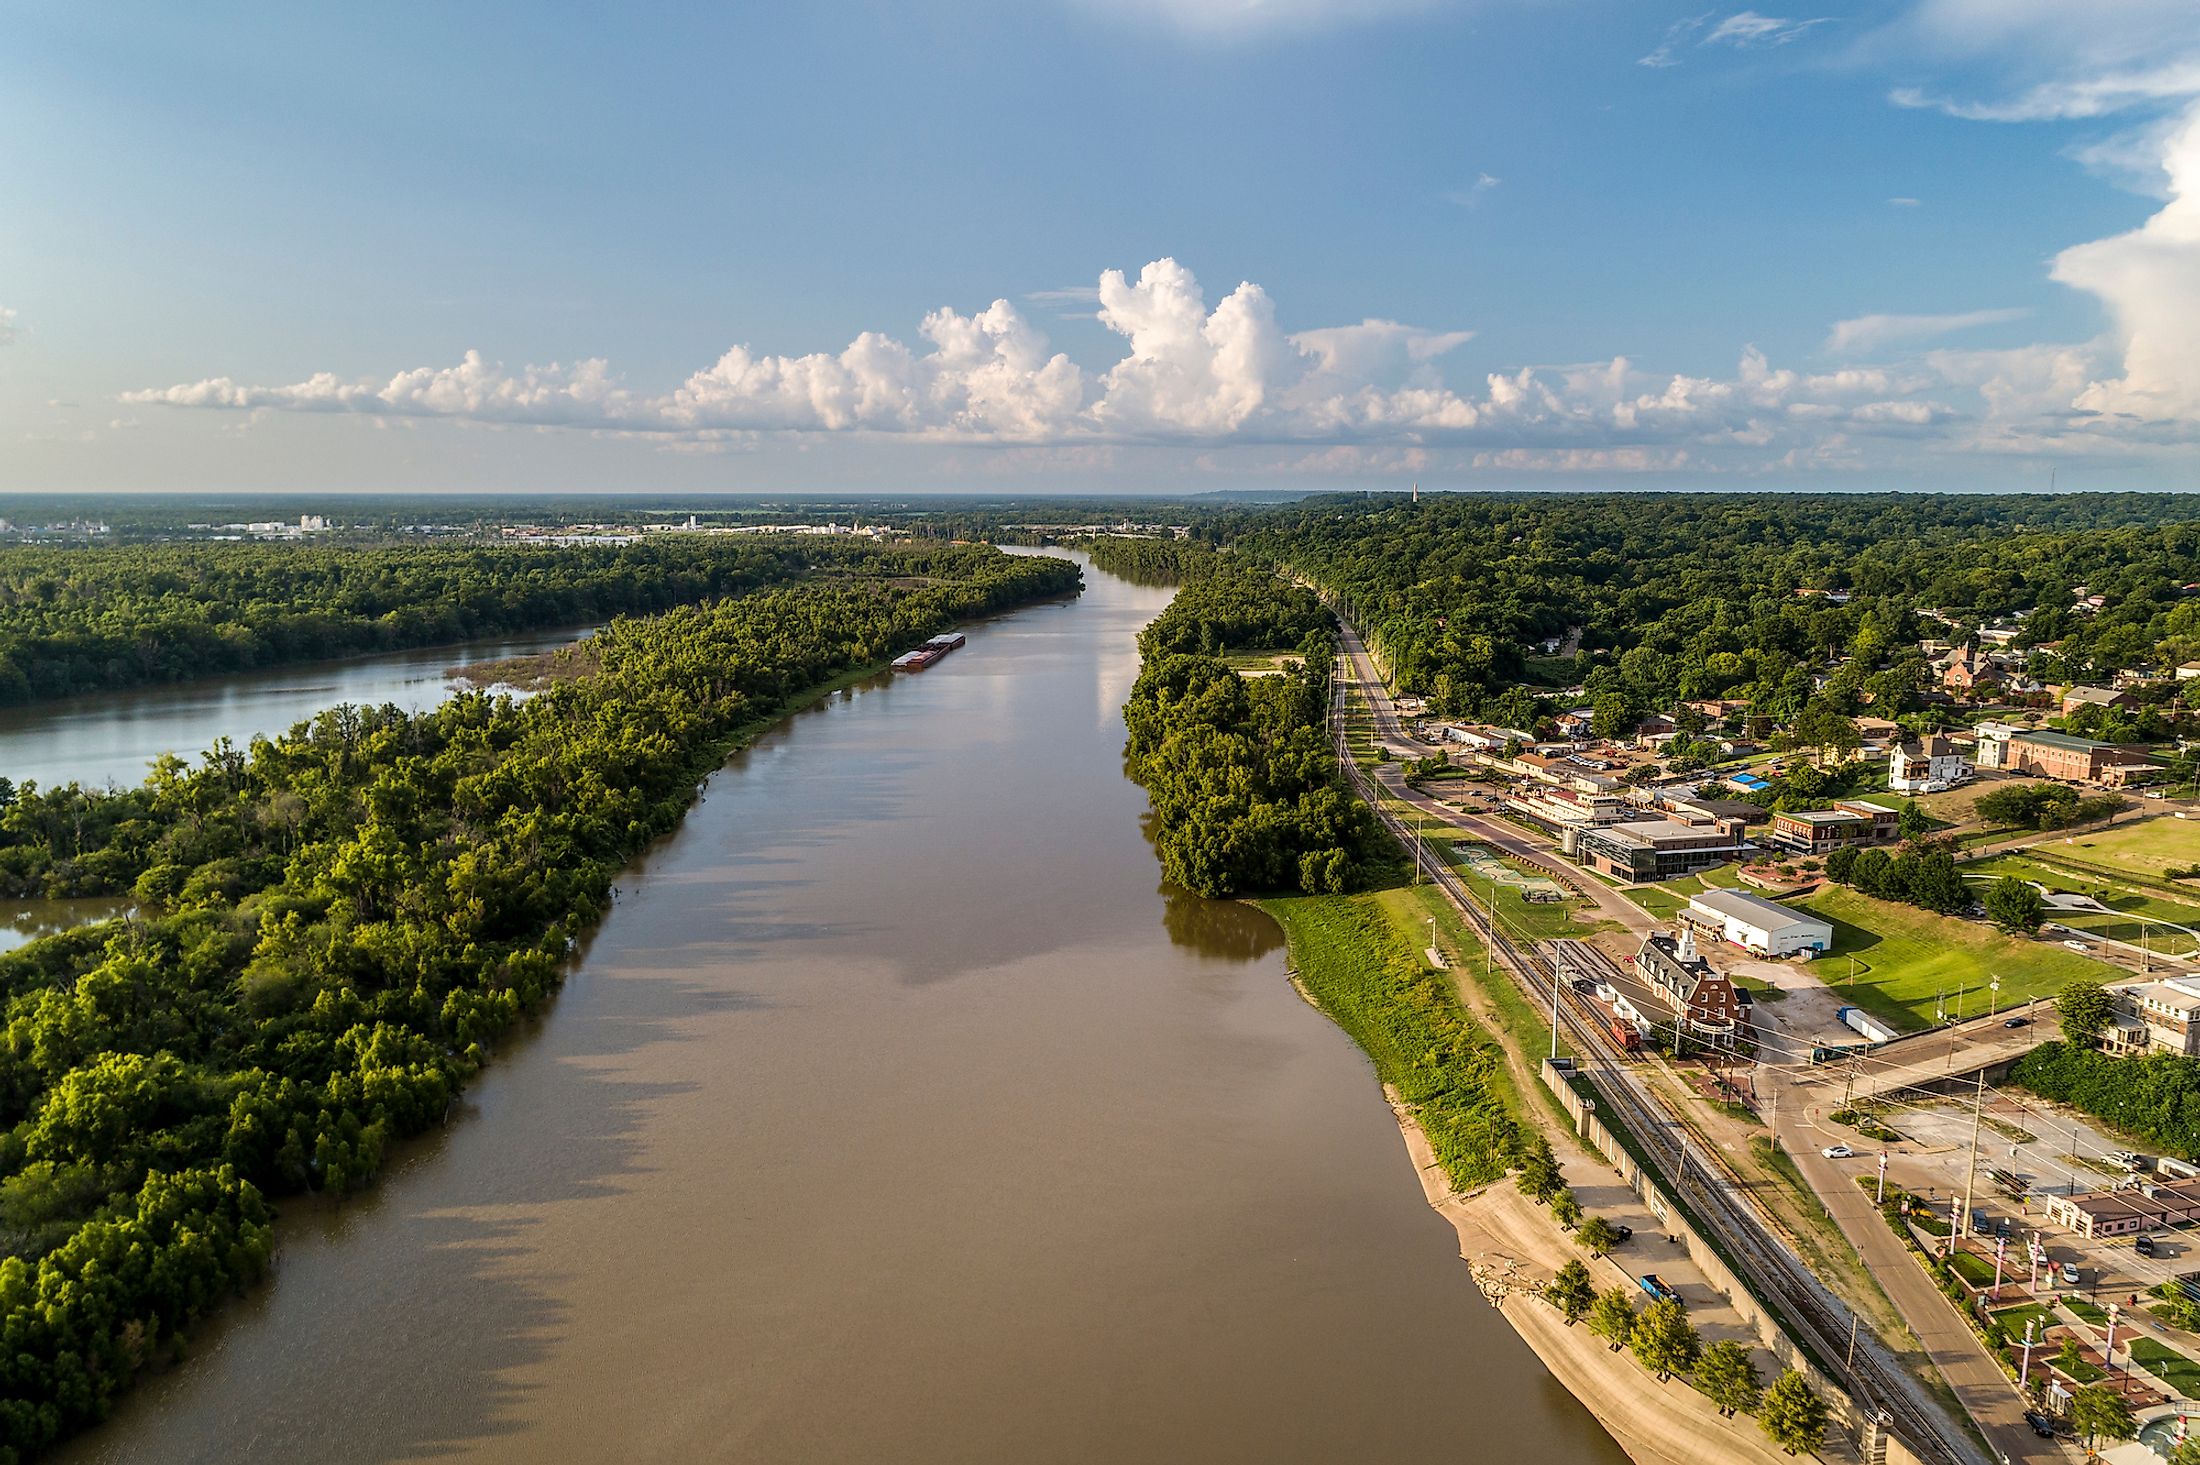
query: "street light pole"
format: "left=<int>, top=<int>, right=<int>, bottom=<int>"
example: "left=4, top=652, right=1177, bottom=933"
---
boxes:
left=1950, top=1067, right=1986, bottom=1258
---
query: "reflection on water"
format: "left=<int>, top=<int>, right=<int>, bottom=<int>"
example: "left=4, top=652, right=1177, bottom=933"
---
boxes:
left=0, top=898, right=135, bottom=955
left=1160, top=885, right=1287, bottom=963
left=66, top=555, right=1624, bottom=1465
left=0, top=625, right=594, bottom=792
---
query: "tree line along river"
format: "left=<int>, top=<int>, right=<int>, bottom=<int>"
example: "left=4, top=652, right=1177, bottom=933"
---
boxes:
left=46, top=555, right=1625, bottom=1464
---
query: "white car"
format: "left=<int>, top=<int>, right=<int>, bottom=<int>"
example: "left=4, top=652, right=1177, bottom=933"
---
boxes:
left=1821, top=1144, right=1856, bottom=1159
left=2060, top=1262, right=2082, bottom=1286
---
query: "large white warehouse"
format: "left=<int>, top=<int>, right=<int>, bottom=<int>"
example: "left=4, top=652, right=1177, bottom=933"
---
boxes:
left=1686, top=888, right=1834, bottom=957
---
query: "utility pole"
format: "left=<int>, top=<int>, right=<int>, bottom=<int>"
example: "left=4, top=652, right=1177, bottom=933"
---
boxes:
left=1951, top=1066, right=1987, bottom=1257
left=1877, top=1150, right=1888, bottom=1205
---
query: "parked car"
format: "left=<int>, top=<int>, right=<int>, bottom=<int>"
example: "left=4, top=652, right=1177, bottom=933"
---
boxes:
left=1609, top=1224, right=1634, bottom=1244
left=2003, top=1017, right=2029, bottom=1029
left=1822, top=1144, right=1856, bottom=1159
left=2060, top=1261, right=2082, bottom=1285
left=2024, top=1410, right=2061, bottom=1439
left=2064, top=939, right=2095, bottom=952
left=2138, top=1234, right=2159, bottom=1257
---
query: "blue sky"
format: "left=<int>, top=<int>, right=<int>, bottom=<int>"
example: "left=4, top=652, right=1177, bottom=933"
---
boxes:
left=5, top=0, right=2199, bottom=494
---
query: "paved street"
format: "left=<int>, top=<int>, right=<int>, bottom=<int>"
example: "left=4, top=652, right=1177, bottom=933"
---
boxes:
left=1332, top=613, right=2071, bottom=1463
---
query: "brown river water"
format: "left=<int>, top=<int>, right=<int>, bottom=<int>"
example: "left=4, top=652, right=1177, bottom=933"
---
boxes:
left=65, top=556, right=1626, bottom=1464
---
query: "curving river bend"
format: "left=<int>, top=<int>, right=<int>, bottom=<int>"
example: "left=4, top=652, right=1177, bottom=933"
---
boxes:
left=62, top=556, right=1625, bottom=1464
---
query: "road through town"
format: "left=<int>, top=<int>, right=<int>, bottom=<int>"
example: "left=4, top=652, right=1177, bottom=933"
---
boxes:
left=1328, top=613, right=2063, bottom=1465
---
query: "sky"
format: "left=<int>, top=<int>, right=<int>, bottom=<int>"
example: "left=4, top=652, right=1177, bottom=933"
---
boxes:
left=5, top=0, right=2200, bottom=496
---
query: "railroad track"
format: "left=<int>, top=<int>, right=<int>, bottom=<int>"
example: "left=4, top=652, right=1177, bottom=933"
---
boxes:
left=1327, top=669, right=1984, bottom=1465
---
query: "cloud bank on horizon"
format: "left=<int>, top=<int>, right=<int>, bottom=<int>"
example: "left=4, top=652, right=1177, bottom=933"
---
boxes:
left=113, top=1, right=2200, bottom=480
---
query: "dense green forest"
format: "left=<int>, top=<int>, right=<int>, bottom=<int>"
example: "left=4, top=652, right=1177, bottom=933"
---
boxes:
left=1076, top=536, right=1215, bottom=583
left=1234, top=493, right=2200, bottom=729
left=1119, top=561, right=1374, bottom=897
left=2010, top=1042, right=2200, bottom=1162
left=0, top=537, right=842, bottom=707
left=0, top=543, right=1078, bottom=1456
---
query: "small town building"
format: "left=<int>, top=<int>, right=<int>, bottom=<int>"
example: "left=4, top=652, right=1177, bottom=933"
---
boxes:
left=1574, top=813, right=1751, bottom=883
left=1936, top=642, right=2000, bottom=694
left=2106, top=979, right=2200, bottom=1057
left=1888, top=735, right=1971, bottom=794
left=2062, top=685, right=2133, bottom=716
left=1684, top=888, right=1833, bottom=957
left=1766, top=800, right=1900, bottom=855
left=1509, top=784, right=1640, bottom=840
left=2045, top=1175, right=2200, bottom=1239
left=1979, top=728, right=2157, bottom=786
left=1633, top=928, right=1746, bottom=1048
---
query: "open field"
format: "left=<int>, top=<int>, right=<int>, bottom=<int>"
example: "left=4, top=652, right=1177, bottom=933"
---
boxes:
left=1794, top=885, right=2121, bottom=1033
left=1964, top=851, right=2200, bottom=956
left=1623, top=863, right=1747, bottom=920
left=2033, top=814, right=2200, bottom=884
left=1220, top=648, right=1300, bottom=677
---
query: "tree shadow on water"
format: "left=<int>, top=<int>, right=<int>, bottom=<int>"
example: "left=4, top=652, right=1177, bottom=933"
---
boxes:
left=63, top=974, right=760, bottom=1465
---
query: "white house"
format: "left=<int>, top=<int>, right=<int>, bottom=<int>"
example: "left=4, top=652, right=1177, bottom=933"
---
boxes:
left=1888, top=734, right=1972, bottom=794
left=1685, top=888, right=1834, bottom=957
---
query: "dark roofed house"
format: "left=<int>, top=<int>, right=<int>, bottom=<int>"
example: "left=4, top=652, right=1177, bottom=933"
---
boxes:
left=1633, top=928, right=1746, bottom=1049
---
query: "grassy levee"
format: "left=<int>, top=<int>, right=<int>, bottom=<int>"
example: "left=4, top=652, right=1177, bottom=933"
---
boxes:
left=1259, top=886, right=1525, bottom=1189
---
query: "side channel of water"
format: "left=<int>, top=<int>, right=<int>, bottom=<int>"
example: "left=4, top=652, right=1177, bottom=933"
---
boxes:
left=66, top=557, right=1626, bottom=1464
left=0, top=625, right=593, bottom=793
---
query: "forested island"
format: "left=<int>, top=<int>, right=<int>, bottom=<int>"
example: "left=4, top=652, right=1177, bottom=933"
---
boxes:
left=0, top=538, right=836, bottom=707
left=0, top=542, right=1078, bottom=1456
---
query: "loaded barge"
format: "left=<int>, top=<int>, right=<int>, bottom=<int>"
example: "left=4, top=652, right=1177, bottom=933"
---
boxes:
left=891, top=631, right=965, bottom=672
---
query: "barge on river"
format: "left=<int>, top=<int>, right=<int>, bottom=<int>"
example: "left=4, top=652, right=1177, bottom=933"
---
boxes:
left=891, top=631, right=966, bottom=672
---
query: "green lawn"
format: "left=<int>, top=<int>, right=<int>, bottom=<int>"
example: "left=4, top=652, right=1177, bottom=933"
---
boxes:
left=1624, top=863, right=1747, bottom=921
left=2041, top=815, right=2200, bottom=884
left=1626, top=885, right=1687, bottom=920
left=1795, top=885, right=2123, bottom=1033
left=2127, top=1336, right=2200, bottom=1399
left=1965, top=852, right=2200, bottom=956
left=1948, top=1250, right=1996, bottom=1286
left=1993, top=1301, right=2055, bottom=1340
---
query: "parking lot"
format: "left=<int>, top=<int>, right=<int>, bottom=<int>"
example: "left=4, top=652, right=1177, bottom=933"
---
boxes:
left=1802, top=1090, right=2200, bottom=1302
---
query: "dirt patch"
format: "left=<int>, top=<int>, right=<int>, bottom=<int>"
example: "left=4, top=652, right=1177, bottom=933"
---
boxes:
left=450, top=640, right=603, bottom=691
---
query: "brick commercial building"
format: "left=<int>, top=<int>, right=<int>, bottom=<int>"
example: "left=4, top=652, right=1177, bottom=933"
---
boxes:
left=1633, top=927, right=1747, bottom=1049
left=1977, top=728, right=2157, bottom=786
left=1766, top=800, right=1899, bottom=855
left=2045, top=1176, right=2200, bottom=1239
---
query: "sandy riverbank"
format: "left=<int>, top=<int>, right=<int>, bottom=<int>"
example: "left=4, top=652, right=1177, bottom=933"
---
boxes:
left=1385, top=1097, right=1838, bottom=1465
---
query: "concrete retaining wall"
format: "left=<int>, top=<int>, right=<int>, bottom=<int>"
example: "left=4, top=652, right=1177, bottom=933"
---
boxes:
left=1539, top=1058, right=1873, bottom=1440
